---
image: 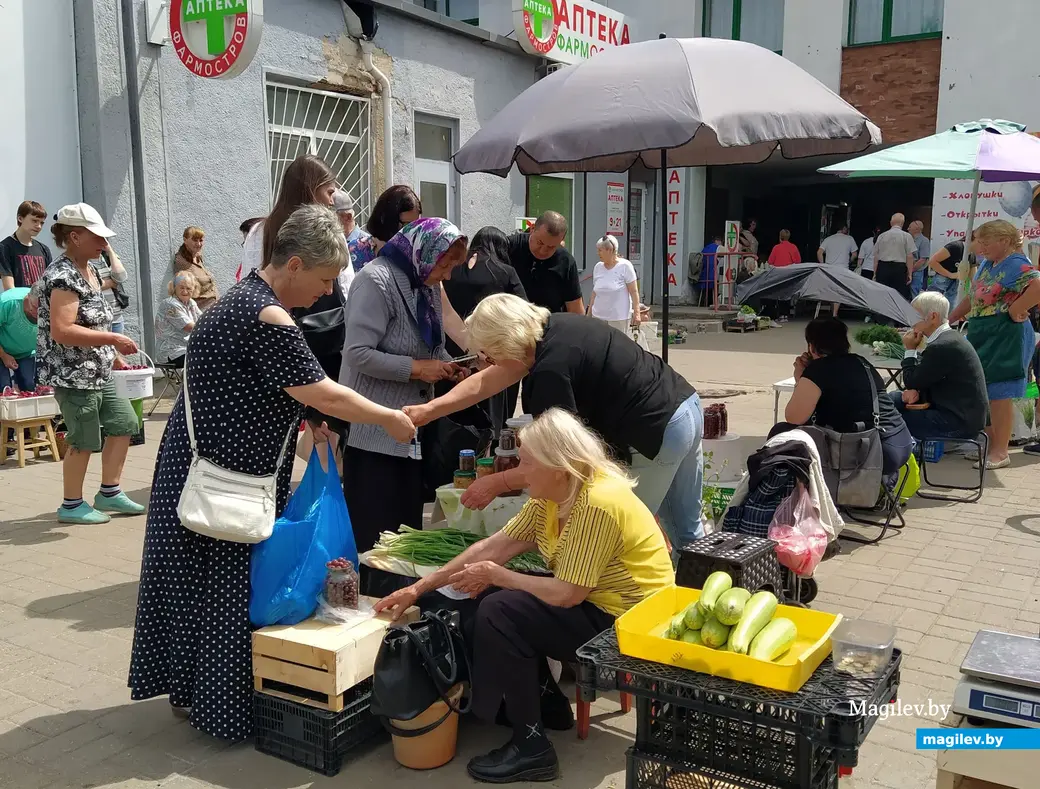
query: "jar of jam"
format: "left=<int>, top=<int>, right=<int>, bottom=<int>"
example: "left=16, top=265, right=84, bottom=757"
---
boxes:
left=703, top=408, right=721, bottom=440
left=719, top=404, right=729, bottom=436
left=458, top=449, right=476, bottom=473
left=476, top=457, right=495, bottom=478
left=493, top=446, right=521, bottom=484
left=454, top=470, right=477, bottom=489
left=498, top=428, right=517, bottom=452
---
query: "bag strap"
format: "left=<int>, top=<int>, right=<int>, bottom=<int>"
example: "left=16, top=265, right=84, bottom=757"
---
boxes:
left=181, top=341, right=297, bottom=471
left=855, top=355, right=881, bottom=429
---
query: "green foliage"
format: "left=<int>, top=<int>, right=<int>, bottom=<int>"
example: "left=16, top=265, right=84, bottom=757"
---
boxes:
left=853, top=325, right=902, bottom=346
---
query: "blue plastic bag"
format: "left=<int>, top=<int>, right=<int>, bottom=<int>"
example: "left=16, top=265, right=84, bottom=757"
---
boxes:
left=249, top=444, right=357, bottom=627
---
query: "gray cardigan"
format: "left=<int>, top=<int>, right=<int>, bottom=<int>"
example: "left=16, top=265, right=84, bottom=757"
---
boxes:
left=339, top=257, right=449, bottom=457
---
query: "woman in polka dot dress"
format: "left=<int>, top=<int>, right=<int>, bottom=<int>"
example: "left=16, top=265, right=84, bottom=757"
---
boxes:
left=129, top=206, right=415, bottom=741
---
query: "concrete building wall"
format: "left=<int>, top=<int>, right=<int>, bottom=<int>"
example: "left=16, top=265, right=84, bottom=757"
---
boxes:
left=73, top=0, right=534, bottom=343
left=0, top=0, right=82, bottom=259
left=782, top=0, right=844, bottom=93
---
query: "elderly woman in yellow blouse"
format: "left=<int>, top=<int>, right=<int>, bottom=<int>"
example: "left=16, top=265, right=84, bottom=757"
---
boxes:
left=375, top=408, right=673, bottom=784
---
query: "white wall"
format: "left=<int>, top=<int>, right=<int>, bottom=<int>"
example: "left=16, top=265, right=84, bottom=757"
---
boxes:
left=0, top=0, right=82, bottom=260
left=931, top=0, right=1040, bottom=248
left=781, top=0, right=844, bottom=93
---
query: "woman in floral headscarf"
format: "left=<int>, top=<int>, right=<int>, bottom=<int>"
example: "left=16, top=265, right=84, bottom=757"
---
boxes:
left=950, top=219, right=1040, bottom=469
left=340, top=218, right=470, bottom=550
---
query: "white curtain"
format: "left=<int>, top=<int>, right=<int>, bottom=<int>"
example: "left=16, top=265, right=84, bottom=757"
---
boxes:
left=739, top=0, right=784, bottom=52
left=850, top=0, right=883, bottom=44
left=891, top=0, right=944, bottom=37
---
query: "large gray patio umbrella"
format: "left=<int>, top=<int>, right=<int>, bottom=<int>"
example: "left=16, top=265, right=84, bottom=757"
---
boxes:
left=453, top=38, right=881, bottom=360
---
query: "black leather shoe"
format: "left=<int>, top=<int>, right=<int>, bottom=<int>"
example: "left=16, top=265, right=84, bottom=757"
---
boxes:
left=467, top=742, right=559, bottom=784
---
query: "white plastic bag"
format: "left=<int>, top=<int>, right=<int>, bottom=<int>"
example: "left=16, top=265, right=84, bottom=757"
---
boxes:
left=314, top=595, right=376, bottom=626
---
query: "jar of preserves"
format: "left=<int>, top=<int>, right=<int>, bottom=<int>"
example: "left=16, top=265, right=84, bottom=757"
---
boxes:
left=454, top=470, right=477, bottom=489
left=498, top=428, right=517, bottom=452
left=719, top=403, right=729, bottom=436
left=476, top=457, right=495, bottom=478
left=458, top=449, right=476, bottom=473
left=494, top=447, right=521, bottom=480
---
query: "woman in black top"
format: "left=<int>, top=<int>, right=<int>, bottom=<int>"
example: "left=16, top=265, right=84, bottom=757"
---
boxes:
left=404, top=293, right=704, bottom=554
left=925, top=231, right=977, bottom=307
left=441, top=227, right=527, bottom=428
left=774, top=318, right=912, bottom=479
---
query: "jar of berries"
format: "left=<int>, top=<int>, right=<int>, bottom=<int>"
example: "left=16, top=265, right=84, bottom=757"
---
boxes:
left=324, top=558, right=359, bottom=609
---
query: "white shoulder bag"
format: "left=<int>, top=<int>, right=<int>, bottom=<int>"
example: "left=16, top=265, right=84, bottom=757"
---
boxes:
left=176, top=358, right=297, bottom=543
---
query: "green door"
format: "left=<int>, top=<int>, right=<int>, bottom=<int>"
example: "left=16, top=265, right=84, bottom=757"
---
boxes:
left=526, top=175, right=573, bottom=250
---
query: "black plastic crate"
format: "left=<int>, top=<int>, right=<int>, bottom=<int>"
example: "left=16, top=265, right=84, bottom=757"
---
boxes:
left=576, top=629, right=900, bottom=766
left=634, top=698, right=835, bottom=788
left=253, top=679, right=384, bottom=776
left=626, top=746, right=838, bottom=789
left=676, top=533, right=784, bottom=598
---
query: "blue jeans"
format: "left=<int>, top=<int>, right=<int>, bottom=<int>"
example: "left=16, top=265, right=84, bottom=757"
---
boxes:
left=927, top=273, right=959, bottom=307
left=111, top=319, right=125, bottom=335
left=887, top=391, right=974, bottom=441
left=630, top=393, right=704, bottom=555
left=911, top=268, right=928, bottom=298
left=0, top=355, right=36, bottom=391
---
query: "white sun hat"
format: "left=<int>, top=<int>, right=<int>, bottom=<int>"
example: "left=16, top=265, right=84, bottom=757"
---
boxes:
left=55, top=203, right=116, bottom=238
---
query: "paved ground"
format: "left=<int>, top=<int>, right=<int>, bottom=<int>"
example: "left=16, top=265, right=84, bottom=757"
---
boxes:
left=2, top=319, right=1039, bottom=788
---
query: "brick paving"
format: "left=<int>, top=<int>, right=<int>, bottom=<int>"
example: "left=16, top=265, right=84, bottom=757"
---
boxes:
left=1, top=321, right=1039, bottom=788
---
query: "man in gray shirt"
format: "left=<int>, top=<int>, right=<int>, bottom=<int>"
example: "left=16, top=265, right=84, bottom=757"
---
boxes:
left=873, top=213, right=916, bottom=299
left=909, top=220, right=931, bottom=298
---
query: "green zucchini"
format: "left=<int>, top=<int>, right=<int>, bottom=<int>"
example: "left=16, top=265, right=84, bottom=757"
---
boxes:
left=749, top=618, right=798, bottom=661
left=665, top=612, right=687, bottom=640
left=680, top=629, right=703, bottom=645
left=728, top=591, right=779, bottom=654
left=696, top=571, right=733, bottom=616
left=683, top=602, right=706, bottom=630
left=699, top=615, right=731, bottom=649
left=714, top=588, right=752, bottom=626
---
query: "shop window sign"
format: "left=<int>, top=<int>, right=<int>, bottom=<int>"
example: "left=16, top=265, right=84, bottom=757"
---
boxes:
left=171, top=0, right=264, bottom=80
left=513, top=0, right=630, bottom=65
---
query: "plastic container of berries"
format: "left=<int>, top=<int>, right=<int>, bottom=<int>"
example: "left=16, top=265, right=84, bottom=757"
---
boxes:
left=0, top=387, right=59, bottom=421
left=110, top=352, right=155, bottom=400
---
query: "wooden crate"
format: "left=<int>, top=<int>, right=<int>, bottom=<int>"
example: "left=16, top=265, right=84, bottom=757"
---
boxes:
left=252, top=597, right=419, bottom=712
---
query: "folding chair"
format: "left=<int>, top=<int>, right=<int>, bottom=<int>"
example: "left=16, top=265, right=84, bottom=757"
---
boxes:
left=916, top=432, right=988, bottom=503
left=147, top=361, right=184, bottom=416
left=839, top=469, right=910, bottom=545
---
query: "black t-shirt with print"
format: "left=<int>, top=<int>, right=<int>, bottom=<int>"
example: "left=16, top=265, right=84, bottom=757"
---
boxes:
left=506, top=232, right=582, bottom=314
left=0, top=236, right=52, bottom=288
left=801, top=353, right=904, bottom=436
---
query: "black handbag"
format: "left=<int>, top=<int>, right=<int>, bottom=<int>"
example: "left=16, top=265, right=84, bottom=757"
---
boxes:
left=803, top=356, right=884, bottom=508
left=293, top=281, right=346, bottom=361
left=370, top=610, right=472, bottom=737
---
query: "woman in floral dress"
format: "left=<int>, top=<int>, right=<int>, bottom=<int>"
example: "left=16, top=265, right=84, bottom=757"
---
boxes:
left=951, top=220, right=1040, bottom=469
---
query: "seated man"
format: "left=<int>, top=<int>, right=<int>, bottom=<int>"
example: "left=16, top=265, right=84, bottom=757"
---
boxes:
left=891, top=291, right=989, bottom=439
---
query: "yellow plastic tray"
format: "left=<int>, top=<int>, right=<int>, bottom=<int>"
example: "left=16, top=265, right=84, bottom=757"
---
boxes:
left=615, top=585, right=842, bottom=693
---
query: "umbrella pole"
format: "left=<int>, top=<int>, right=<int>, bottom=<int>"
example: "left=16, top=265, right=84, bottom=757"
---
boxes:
left=660, top=149, right=669, bottom=364
left=958, top=172, right=982, bottom=305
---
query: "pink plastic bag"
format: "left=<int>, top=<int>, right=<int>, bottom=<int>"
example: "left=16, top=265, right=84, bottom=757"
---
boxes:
left=768, top=483, right=828, bottom=577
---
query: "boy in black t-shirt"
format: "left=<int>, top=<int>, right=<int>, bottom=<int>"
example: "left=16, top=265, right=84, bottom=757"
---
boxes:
left=0, top=201, right=51, bottom=290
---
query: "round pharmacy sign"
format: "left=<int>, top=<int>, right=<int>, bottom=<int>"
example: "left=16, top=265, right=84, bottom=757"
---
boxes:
left=519, top=0, right=560, bottom=56
left=170, top=0, right=264, bottom=80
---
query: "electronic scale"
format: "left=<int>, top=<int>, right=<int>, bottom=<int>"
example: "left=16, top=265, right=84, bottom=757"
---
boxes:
left=953, top=630, right=1040, bottom=728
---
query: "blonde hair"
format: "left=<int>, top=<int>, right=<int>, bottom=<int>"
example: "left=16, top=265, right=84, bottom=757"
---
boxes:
left=519, top=408, right=635, bottom=503
left=976, top=219, right=1023, bottom=249
left=168, top=270, right=196, bottom=296
left=779, top=229, right=790, bottom=241
left=183, top=226, right=205, bottom=241
left=466, top=293, right=551, bottom=364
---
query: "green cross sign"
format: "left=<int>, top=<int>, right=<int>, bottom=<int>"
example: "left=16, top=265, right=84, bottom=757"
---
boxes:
left=523, top=0, right=555, bottom=41
left=183, top=0, right=248, bottom=56
left=726, top=223, right=739, bottom=250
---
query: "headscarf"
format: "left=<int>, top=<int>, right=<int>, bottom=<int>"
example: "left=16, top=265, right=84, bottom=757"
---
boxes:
left=382, top=218, right=467, bottom=350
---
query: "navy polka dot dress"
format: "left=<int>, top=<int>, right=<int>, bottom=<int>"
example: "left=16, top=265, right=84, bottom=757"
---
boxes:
left=128, top=272, right=325, bottom=741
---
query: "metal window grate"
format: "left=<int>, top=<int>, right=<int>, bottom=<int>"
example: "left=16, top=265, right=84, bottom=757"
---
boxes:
left=265, top=81, right=372, bottom=222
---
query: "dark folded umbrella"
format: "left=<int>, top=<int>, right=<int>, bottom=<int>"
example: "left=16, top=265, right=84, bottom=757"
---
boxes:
left=735, top=263, right=919, bottom=326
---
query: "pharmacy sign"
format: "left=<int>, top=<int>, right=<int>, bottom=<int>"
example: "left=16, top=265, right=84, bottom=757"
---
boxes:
left=171, top=0, right=264, bottom=79
left=513, top=0, right=630, bottom=65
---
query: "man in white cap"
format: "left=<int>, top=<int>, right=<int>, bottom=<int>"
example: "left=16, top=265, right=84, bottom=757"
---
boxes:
left=331, top=190, right=356, bottom=295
